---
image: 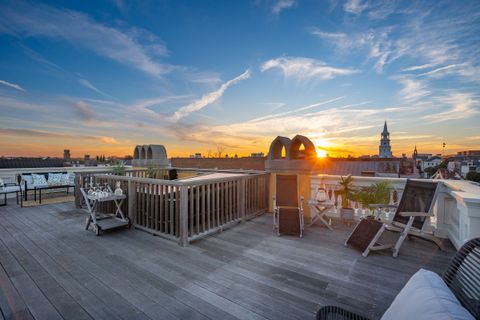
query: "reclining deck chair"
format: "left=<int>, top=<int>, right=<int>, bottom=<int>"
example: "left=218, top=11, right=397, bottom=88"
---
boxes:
left=272, top=174, right=304, bottom=237
left=346, top=179, right=442, bottom=257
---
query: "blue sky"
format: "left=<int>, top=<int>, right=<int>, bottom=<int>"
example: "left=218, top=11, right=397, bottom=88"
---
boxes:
left=0, top=0, right=479, bottom=157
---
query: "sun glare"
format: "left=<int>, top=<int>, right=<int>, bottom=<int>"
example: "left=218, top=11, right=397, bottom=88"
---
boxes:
left=316, top=149, right=327, bottom=158
left=314, top=138, right=332, bottom=158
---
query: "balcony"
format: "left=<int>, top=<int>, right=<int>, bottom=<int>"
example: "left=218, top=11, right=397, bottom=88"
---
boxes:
left=1, top=168, right=479, bottom=319
left=0, top=201, right=455, bottom=319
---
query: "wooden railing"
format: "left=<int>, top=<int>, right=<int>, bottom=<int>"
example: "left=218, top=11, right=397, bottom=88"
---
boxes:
left=74, top=169, right=170, bottom=208
left=82, top=173, right=269, bottom=245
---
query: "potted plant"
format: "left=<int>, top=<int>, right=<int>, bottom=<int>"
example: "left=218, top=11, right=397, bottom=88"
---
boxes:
left=147, top=165, right=157, bottom=179
left=112, top=162, right=126, bottom=176
left=339, top=175, right=355, bottom=223
left=353, top=181, right=392, bottom=219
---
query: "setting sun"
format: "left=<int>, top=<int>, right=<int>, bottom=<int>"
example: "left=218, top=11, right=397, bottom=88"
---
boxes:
left=316, top=148, right=328, bottom=158
left=314, top=138, right=332, bottom=158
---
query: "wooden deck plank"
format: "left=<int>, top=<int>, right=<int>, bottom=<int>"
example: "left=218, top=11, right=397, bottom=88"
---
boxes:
left=1, top=207, right=178, bottom=320
left=0, top=263, right=33, bottom=320
left=0, top=239, right=63, bottom=320
left=5, top=204, right=242, bottom=320
left=0, top=209, right=149, bottom=320
left=0, top=202, right=456, bottom=320
left=0, top=223, right=93, bottom=320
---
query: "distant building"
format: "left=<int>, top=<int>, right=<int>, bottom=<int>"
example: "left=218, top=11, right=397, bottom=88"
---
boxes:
left=457, top=150, right=480, bottom=156
left=84, top=154, right=97, bottom=167
left=460, top=159, right=480, bottom=178
left=0, top=157, right=65, bottom=169
left=63, top=149, right=71, bottom=161
left=189, top=153, right=202, bottom=158
left=422, top=155, right=442, bottom=171
left=379, top=121, right=393, bottom=158
left=250, top=152, right=265, bottom=158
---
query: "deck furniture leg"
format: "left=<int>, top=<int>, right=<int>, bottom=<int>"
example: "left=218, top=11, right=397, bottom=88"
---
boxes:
left=362, top=224, right=387, bottom=257
left=392, top=216, right=415, bottom=258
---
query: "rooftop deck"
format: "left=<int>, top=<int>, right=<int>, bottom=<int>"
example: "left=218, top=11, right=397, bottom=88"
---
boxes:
left=0, top=202, right=455, bottom=320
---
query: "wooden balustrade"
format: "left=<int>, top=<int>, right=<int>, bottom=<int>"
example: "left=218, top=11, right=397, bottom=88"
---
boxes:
left=74, top=169, right=167, bottom=208
left=80, top=173, right=269, bottom=245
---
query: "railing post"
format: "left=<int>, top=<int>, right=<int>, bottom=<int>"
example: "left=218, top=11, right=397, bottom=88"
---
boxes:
left=240, top=177, right=246, bottom=223
left=128, top=179, right=136, bottom=223
left=178, top=184, right=189, bottom=246
left=74, top=173, right=82, bottom=208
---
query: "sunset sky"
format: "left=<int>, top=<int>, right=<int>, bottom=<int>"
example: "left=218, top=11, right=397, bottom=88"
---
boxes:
left=0, top=0, right=479, bottom=158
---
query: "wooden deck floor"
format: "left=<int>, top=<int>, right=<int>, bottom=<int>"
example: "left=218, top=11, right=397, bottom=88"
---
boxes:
left=0, top=202, right=455, bottom=320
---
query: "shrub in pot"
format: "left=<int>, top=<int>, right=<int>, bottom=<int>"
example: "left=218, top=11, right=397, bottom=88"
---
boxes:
left=353, top=181, right=392, bottom=219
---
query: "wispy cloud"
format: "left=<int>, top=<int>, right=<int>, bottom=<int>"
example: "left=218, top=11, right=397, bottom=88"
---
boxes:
left=250, top=97, right=344, bottom=122
left=172, top=98, right=395, bottom=150
left=395, top=77, right=430, bottom=103
left=170, top=69, right=251, bottom=121
left=424, top=92, right=479, bottom=122
left=343, top=0, right=368, bottom=14
left=261, top=56, right=359, bottom=81
left=0, top=128, right=118, bottom=144
left=272, top=0, right=297, bottom=14
left=20, top=44, right=64, bottom=71
left=71, top=101, right=98, bottom=122
left=418, top=64, right=461, bottom=78
left=78, top=79, right=112, bottom=98
left=308, top=28, right=355, bottom=50
left=0, top=79, right=26, bottom=92
left=0, top=1, right=169, bottom=77
left=402, top=64, right=435, bottom=72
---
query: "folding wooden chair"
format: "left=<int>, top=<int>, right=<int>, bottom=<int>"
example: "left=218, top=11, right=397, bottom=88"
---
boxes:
left=272, top=174, right=304, bottom=237
left=346, top=179, right=442, bottom=257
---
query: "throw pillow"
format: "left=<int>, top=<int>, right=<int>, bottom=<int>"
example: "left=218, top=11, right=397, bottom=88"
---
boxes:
left=32, top=174, right=47, bottom=186
left=48, top=173, right=63, bottom=185
left=61, top=173, right=71, bottom=185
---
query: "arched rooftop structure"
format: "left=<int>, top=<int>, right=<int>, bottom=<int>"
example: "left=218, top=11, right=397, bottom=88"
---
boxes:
left=147, top=146, right=153, bottom=159
left=133, top=146, right=140, bottom=160
left=267, top=136, right=292, bottom=160
left=132, top=144, right=169, bottom=167
left=290, top=135, right=316, bottom=159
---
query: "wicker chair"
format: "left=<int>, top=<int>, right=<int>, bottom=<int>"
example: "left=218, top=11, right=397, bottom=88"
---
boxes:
left=316, top=238, right=480, bottom=319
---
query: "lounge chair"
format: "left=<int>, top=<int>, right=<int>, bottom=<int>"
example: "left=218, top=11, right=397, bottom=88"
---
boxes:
left=317, top=238, right=480, bottom=320
left=272, top=174, right=304, bottom=237
left=346, top=179, right=442, bottom=257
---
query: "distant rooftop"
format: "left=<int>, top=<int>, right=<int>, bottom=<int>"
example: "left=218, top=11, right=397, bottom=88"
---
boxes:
left=0, top=157, right=65, bottom=169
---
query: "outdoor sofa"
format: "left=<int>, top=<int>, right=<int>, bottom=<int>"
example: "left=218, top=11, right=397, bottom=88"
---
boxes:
left=21, top=172, right=75, bottom=204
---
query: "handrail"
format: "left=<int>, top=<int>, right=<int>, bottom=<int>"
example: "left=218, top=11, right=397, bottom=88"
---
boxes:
left=80, top=171, right=269, bottom=246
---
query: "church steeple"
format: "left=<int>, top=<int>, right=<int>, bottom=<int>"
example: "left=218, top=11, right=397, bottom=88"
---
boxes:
left=382, top=121, right=388, bottom=134
left=413, top=145, right=418, bottom=159
left=379, top=121, right=393, bottom=158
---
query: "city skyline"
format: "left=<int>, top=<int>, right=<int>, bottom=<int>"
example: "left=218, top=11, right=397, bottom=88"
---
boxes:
left=0, top=0, right=479, bottom=158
